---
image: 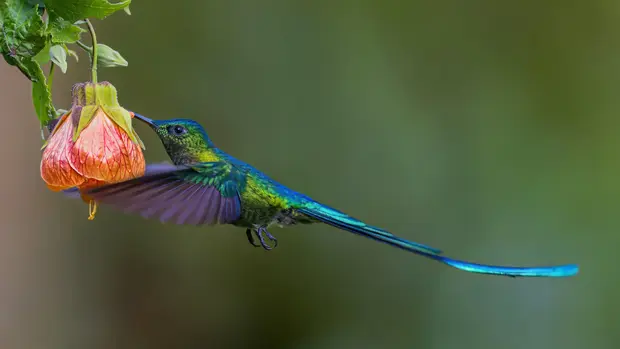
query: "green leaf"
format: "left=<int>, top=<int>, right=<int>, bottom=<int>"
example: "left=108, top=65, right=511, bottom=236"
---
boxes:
left=66, top=47, right=78, bottom=62
left=123, top=6, right=130, bottom=15
left=27, top=0, right=46, bottom=7
left=84, top=43, right=128, bottom=68
left=104, top=105, right=141, bottom=145
left=97, top=43, right=127, bottom=67
left=31, top=64, right=54, bottom=125
left=5, top=54, right=43, bottom=82
left=43, top=0, right=131, bottom=23
left=48, top=15, right=85, bottom=44
left=33, top=41, right=51, bottom=64
left=49, top=44, right=66, bottom=73
left=73, top=105, right=97, bottom=141
left=18, top=58, right=43, bottom=82
left=0, top=0, right=48, bottom=81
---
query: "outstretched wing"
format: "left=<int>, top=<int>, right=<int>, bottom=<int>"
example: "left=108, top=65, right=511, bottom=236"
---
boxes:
left=86, top=162, right=245, bottom=225
left=62, top=162, right=178, bottom=199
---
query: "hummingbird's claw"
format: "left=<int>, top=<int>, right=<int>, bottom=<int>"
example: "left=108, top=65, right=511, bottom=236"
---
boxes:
left=264, top=229, right=278, bottom=249
left=254, top=226, right=278, bottom=251
left=246, top=228, right=261, bottom=247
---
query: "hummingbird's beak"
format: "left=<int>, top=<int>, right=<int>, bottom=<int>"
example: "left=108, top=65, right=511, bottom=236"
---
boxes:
left=131, top=112, right=157, bottom=129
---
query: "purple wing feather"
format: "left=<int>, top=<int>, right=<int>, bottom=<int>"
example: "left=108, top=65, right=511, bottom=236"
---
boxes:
left=191, top=187, right=215, bottom=225
left=61, top=163, right=178, bottom=199
left=85, top=163, right=242, bottom=225
left=141, top=162, right=179, bottom=175
left=61, top=187, right=81, bottom=199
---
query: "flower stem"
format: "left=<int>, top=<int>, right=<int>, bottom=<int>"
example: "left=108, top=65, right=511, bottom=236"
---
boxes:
left=85, top=19, right=98, bottom=83
left=47, top=63, right=57, bottom=118
left=47, top=63, right=55, bottom=92
left=75, top=40, right=92, bottom=51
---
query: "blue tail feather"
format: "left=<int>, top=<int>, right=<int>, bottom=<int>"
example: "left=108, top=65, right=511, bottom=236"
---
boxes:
left=298, top=204, right=578, bottom=278
left=438, top=258, right=578, bottom=277
left=297, top=204, right=442, bottom=256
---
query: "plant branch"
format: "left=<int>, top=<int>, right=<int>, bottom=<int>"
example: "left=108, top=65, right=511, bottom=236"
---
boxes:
left=75, top=40, right=92, bottom=51
left=85, top=19, right=98, bottom=83
left=47, top=63, right=57, bottom=116
left=47, top=63, right=55, bottom=92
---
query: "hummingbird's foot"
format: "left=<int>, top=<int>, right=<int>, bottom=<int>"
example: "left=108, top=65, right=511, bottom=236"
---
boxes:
left=88, top=200, right=98, bottom=220
left=255, top=226, right=278, bottom=250
left=246, top=228, right=261, bottom=247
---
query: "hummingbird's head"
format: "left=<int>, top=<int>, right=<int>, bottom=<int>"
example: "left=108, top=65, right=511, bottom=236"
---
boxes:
left=133, top=113, right=215, bottom=165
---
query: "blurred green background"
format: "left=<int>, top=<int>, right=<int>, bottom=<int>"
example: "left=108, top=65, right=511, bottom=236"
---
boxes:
left=0, top=1, right=616, bottom=348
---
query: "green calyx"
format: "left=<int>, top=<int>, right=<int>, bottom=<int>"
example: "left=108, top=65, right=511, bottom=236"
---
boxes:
left=70, top=81, right=144, bottom=149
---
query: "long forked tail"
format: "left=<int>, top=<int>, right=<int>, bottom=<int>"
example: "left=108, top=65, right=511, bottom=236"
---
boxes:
left=297, top=204, right=578, bottom=278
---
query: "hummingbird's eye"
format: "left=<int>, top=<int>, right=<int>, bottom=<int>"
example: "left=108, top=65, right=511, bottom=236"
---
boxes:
left=167, top=125, right=188, bottom=136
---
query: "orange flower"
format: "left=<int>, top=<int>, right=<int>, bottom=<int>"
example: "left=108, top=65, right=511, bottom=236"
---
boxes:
left=40, top=82, right=146, bottom=220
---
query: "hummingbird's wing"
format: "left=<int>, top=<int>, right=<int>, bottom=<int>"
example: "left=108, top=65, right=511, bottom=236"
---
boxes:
left=62, top=163, right=176, bottom=199
left=86, top=162, right=244, bottom=225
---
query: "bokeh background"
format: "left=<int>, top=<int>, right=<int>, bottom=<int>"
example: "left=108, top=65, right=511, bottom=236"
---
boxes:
left=0, top=1, right=616, bottom=348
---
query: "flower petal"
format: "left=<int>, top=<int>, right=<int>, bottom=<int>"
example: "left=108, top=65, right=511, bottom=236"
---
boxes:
left=69, top=109, right=145, bottom=183
left=40, top=113, right=86, bottom=191
left=77, top=178, right=107, bottom=203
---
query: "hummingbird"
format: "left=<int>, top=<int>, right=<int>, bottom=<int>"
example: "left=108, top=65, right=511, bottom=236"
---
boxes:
left=84, top=113, right=578, bottom=278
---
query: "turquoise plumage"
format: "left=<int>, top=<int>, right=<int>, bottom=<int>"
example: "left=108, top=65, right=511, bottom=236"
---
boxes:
left=85, top=113, right=579, bottom=278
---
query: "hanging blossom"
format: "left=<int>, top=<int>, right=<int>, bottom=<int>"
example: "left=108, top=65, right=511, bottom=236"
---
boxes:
left=40, top=81, right=146, bottom=219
